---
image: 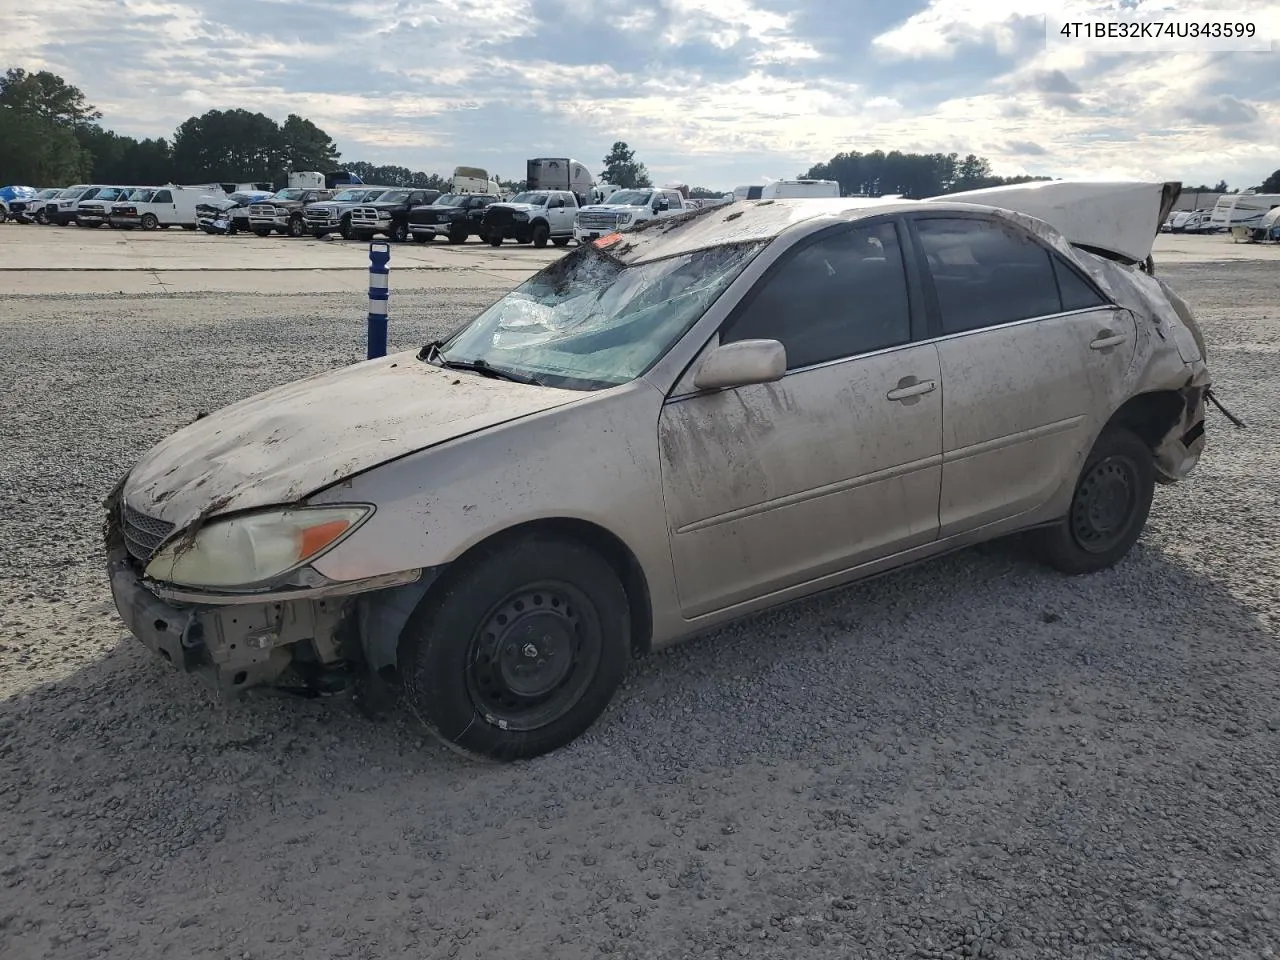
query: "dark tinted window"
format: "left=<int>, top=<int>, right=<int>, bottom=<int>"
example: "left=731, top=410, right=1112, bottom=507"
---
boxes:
left=915, top=217, right=1061, bottom=334
left=1052, top=255, right=1107, bottom=310
left=723, top=222, right=912, bottom=370
left=153, top=190, right=172, bottom=203
left=746, top=186, right=763, bottom=200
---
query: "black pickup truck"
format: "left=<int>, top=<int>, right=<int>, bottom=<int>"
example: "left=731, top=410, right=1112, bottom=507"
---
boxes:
left=406, top=193, right=501, bottom=244
left=347, top=188, right=441, bottom=242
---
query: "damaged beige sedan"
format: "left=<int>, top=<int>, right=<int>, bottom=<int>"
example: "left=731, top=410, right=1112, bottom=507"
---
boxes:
left=106, top=180, right=1210, bottom=760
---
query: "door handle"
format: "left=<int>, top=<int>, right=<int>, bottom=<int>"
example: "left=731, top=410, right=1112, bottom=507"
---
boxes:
left=886, top=378, right=937, bottom=401
left=1090, top=332, right=1128, bottom=350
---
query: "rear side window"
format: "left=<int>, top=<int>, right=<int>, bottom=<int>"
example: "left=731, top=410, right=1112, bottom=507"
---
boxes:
left=722, top=221, right=912, bottom=369
left=1052, top=256, right=1107, bottom=311
left=915, top=217, right=1062, bottom=334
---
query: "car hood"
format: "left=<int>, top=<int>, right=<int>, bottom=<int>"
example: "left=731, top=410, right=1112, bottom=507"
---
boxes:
left=122, top=350, right=586, bottom=531
left=489, top=203, right=541, bottom=213
left=579, top=204, right=644, bottom=213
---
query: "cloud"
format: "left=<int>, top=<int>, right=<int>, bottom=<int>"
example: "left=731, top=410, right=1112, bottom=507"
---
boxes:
left=1183, top=95, right=1261, bottom=127
left=0, top=0, right=1277, bottom=189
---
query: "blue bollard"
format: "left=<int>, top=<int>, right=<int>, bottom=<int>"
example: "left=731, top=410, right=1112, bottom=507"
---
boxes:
left=367, top=242, right=391, bottom=359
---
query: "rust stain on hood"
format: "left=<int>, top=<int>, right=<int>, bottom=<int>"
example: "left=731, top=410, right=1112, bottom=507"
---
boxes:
left=123, top=350, right=585, bottom=529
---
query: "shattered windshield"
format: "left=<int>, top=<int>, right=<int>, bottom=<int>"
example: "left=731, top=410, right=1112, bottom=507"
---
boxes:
left=606, top=190, right=652, bottom=206
left=434, top=240, right=767, bottom=391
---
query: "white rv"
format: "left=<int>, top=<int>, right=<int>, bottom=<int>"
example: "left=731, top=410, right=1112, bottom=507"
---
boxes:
left=451, top=166, right=502, bottom=195
left=108, top=185, right=222, bottom=229
left=759, top=179, right=841, bottom=199
left=1208, top=192, right=1280, bottom=232
left=1169, top=209, right=1213, bottom=233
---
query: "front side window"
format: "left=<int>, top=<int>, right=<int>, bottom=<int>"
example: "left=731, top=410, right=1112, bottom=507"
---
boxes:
left=914, top=216, right=1062, bottom=334
left=434, top=241, right=767, bottom=390
left=722, top=221, right=913, bottom=370
left=153, top=190, right=172, bottom=203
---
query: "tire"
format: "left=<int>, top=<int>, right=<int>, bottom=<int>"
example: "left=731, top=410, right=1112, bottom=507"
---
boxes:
left=411, top=233, right=428, bottom=243
left=488, top=233, right=503, bottom=247
left=339, top=216, right=352, bottom=240
left=0, top=209, right=7, bottom=224
left=140, top=213, right=159, bottom=231
left=287, top=216, right=305, bottom=238
left=36, top=209, right=49, bottom=225
left=531, top=222, right=550, bottom=248
left=352, top=231, right=372, bottom=242
left=1032, top=426, right=1155, bottom=575
left=552, top=236, right=570, bottom=247
left=400, top=536, right=630, bottom=761
left=390, top=221, right=408, bottom=243
left=253, top=229, right=271, bottom=238
left=448, top=227, right=467, bottom=244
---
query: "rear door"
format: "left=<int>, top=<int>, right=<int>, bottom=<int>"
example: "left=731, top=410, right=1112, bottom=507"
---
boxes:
left=905, top=212, right=1135, bottom=536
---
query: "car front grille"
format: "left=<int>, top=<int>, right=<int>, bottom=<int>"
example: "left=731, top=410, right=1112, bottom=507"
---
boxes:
left=350, top=207, right=384, bottom=224
left=577, top=212, right=618, bottom=231
left=483, top=207, right=515, bottom=229
left=248, top=204, right=276, bottom=218
left=120, top=503, right=175, bottom=563
left=306, top=207, right=335, bottom=221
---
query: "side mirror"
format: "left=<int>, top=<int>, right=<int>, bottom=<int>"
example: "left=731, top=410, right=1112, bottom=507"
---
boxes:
left=655, top=198, right=669, bottom=211
left=693, top=339, right=786, bottom=391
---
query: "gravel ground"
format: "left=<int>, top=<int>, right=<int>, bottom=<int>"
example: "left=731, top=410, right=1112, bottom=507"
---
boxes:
left=1, top=264, right=1278, bottom=960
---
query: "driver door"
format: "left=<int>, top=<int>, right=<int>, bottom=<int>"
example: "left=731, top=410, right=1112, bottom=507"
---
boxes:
left=657, top=219, right=943, bottom=617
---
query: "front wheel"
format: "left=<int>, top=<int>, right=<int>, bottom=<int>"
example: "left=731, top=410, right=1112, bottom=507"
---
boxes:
left=552, top=236, right=570, bottom=247
left=530, top=222, right=550, bottom=248
left=488, top=233, right=503, bottom=247
left=339, top=217, right=352, bottom=240
left=401, top=536, right=630, bottom=761
left=448, top=227, right=467, bottom=244
left=287, top=216, right=305, bottom=238
left=36, top=209, right=49, bottom=225
left=253, top=228, right=271, bottom=237
left=390, top=221, right=408, bottom=243
left=1032, top=426, right=1155, bottom=575
left=140, top=213, right=159, bottom=231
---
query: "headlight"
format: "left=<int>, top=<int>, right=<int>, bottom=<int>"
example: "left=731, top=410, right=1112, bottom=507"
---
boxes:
left=617, top=213, right=633, bottom=224
left=144, top=505, right=372, bottom=589
left=513, top=211, right=529, bottom=221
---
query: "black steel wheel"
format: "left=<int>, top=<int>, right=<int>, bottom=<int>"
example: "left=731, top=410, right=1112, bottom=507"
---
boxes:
left=1033, top=427, right=1154, bottom=574
left=401, top=536, right=630, bottom=761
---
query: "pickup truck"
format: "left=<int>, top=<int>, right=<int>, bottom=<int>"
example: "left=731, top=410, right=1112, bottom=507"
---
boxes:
left=406, top=193, right=501, bottom=244
left=247, top=188, right=333, bottom=237
left=572, top=187, right=687, bottom=244
left=347, top=189, right=442, bottom=241
left=304, top=187, right=394, bottom=239
left=480, top=190, right=579, bottom=247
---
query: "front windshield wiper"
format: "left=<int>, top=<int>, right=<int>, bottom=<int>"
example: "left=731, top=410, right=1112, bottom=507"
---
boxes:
left=418, top=341, right=545, bottom=386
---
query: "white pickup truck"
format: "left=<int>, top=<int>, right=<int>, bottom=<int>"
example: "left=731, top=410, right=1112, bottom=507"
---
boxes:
left=572, top=187, right=687, bottom=244
left=480, top=190, right=580, bottom=247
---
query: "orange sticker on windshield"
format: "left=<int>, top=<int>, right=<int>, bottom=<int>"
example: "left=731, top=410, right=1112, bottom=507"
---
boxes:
left=593, top=232, right=624, bottom=248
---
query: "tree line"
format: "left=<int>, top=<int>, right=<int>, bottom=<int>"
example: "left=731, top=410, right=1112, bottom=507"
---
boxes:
left=4, top=66, right=1277, bottom=199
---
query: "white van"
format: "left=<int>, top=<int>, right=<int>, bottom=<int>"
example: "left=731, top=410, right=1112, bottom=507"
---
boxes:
left=70, top=187, right=140, bottom=227
left=758, top=179, right=840, bottom=199
left=108, top=185, right=222, bottom=230
left=1208, top=192, right=1280, bottom=232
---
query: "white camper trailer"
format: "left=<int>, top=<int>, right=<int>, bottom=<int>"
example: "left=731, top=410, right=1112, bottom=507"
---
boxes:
left=758, top=179, right=841, bottom=199
left=451, top=166, right=502, bottom=195
left=1208, top=192, right=1280, bottom=232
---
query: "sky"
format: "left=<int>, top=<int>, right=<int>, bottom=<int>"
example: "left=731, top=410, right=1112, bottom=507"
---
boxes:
left=2, top=0, right=1278, bottom=190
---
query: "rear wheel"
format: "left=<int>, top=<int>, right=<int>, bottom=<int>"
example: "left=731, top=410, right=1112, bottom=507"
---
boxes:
left=530, top=222, right=550, bottom=248
left=400, top=536, right=630, bottom=761
left=140, top=213, right=159, bottom=231
left=1032, top=427, right=1155, bottom=574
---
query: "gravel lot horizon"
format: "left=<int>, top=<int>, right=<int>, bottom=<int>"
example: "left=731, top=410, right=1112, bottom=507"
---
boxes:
left=1, top=256, right=1278, bottom=960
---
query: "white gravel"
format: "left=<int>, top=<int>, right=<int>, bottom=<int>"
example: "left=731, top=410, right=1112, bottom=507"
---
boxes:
left=1, top=265, right=1278, bottom=960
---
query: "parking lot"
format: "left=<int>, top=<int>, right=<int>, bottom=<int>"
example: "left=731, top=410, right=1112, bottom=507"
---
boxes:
left=1, top=227, right=1278, bottom=960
